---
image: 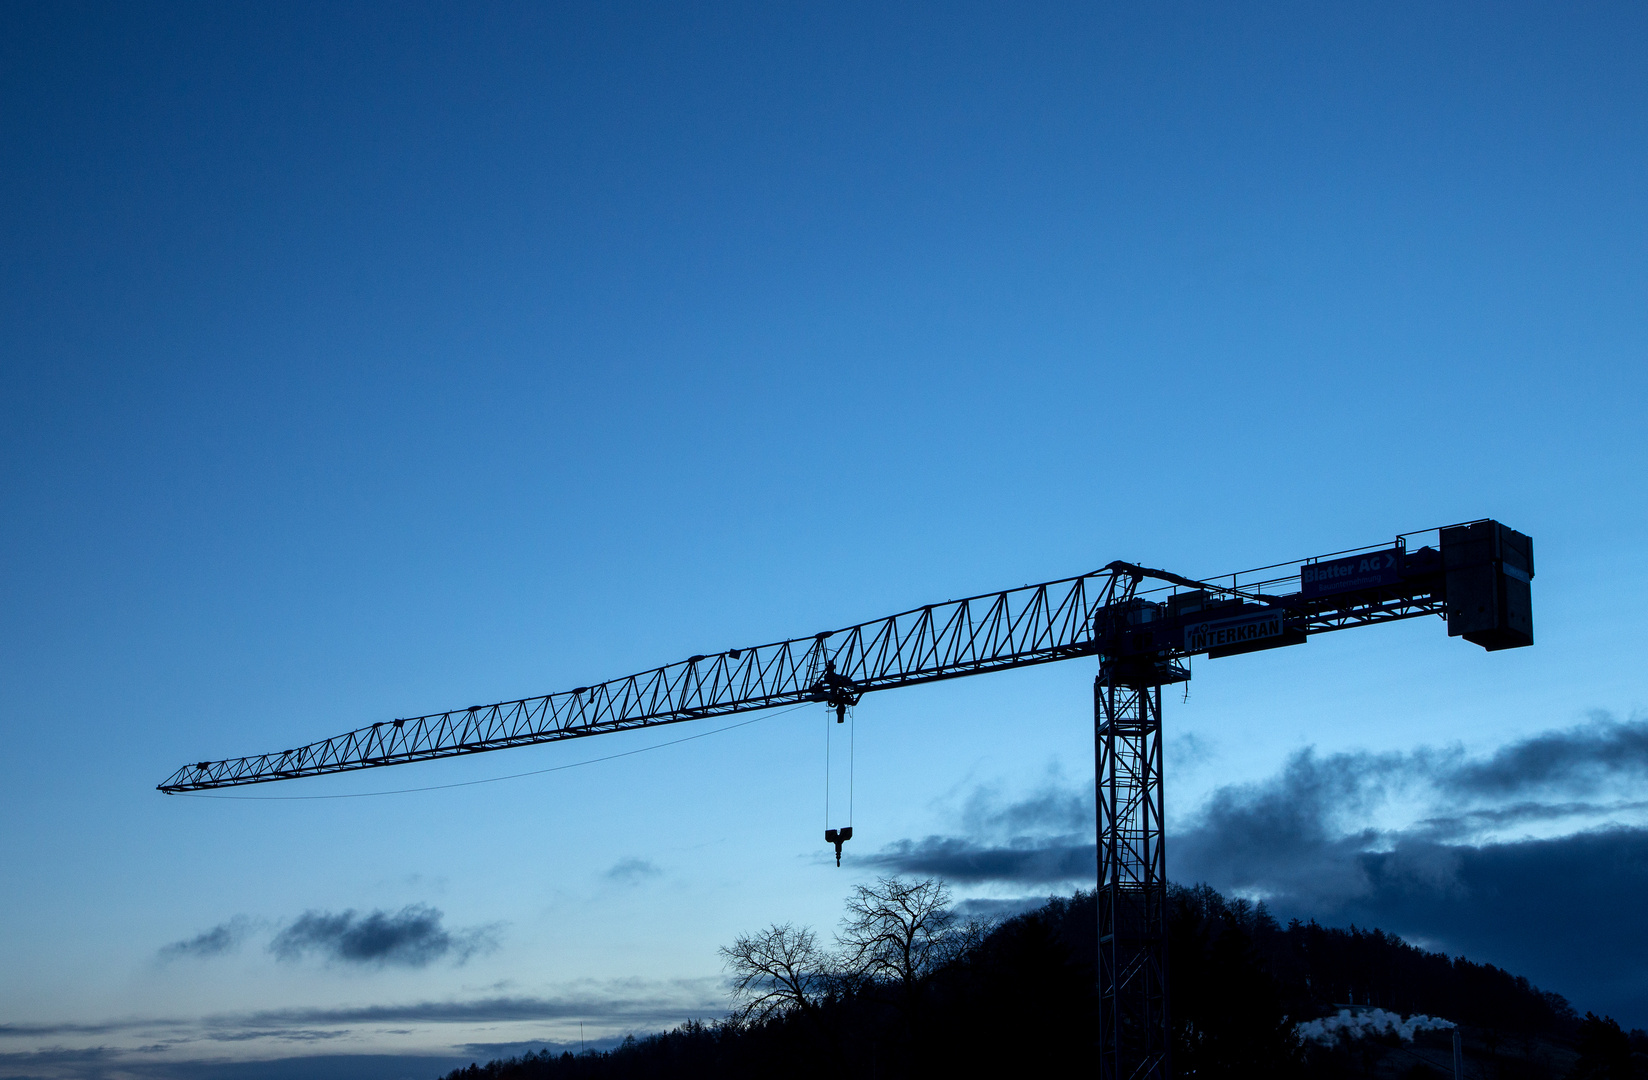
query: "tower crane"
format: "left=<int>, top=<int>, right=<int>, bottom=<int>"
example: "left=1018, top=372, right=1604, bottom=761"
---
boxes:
left=160, top=518, right=1535, bottom=1080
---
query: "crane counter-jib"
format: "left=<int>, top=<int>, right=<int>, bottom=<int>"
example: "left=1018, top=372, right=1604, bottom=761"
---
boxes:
left=157, top=519, right=1532, bottom=793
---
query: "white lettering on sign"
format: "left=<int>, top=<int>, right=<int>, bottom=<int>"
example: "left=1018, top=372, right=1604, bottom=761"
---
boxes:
left=1300, top=549, right=1402, bottom=598
left=1184, top=609, right=1284, bottom=654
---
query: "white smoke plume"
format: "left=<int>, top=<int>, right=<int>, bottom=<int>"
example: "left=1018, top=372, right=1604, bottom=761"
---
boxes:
left=1295, top=1007, right=1455, bottom=1045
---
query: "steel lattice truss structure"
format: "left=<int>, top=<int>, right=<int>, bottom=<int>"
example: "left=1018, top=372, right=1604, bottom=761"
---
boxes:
left=161, top=571, right=1119, bottom=790
left=1096, top=677, right=1171, bottom=1080
left=159, top=531, right=1466, bottom=793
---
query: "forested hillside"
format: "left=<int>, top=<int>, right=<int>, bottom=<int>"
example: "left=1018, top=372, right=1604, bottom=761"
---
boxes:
left=440, top=882, right=1647, bottom=1079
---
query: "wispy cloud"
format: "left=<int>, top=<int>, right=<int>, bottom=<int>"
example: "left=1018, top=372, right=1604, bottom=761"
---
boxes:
left=159, top=905, right=497, bottom=969
left=0, top=980, right=728, bottom=1080
left=0, top=1018, right=170, bottom=1038
left=0, top=987, right=721, bottom=1042
left=227, top=984, right=722, bottom=1029
left=161, top=917, right=253, bottom=961
left=268, top=904, right=496, bottom=968
left=605, top=857, right=662, bottom=884
left=0, top=1048, right=476, bottom=1080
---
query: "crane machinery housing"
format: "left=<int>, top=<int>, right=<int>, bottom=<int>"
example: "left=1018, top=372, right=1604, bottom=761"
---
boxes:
left=161, top=518, right=1535, bottom=1080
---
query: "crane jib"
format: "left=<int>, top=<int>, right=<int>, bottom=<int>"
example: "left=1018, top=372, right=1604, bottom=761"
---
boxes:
left=158, top=519, right=1530, bottom=793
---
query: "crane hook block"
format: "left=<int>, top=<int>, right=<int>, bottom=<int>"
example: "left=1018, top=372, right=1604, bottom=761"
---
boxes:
left=825, top=827, right=853, bottom=867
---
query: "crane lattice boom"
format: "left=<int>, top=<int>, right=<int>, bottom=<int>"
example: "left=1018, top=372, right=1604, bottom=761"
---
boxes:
left=158, top=519, right=1531, bottom=792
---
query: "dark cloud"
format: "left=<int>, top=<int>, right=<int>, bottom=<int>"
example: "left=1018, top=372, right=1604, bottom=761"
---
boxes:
left=6, top=1052, right=479, bottom=1080
left=956, top=783, right=1089, bottom=837
left=605, top=857, right=662, bottom=884
left=155, top=907, right=497, bottom=969
left=1330, top=829, right=1648, bottom=1026
left=158, top=1055, right=477, bottom=1080
left=1172, top=751, right=1648, bottom=1015
left=866, top=836, right=1094, bottom=884
left=1450, top=712, right=1648, bottom=796
left=1172, top=747, right=1398, bottom=908
left=1171, top=714, right=1648, bottom=910
left=227, top=987, right=720, bottom=1029
left=0, top=985, right=725, bottom=1079
left=268, top=905, right=495, bottom=968
left=0, top=985, right=723, bottom=1048
left=868, top=714, right=1648, bottom=1024
left=1414, top=798, right=1648, bottom=842
left=882, top=714, right=1648, bottom=899
left=0, top=1018, right=167, bottom=1037
left=953, top=896, right=1052, bottom=921
left=1167, top=713, right=1648, bottom=1026
left=866, top=779, right=1097, bottom=884
left=0, top=1044, right=118, bottom=1070
left=458, top=1036, right=629, bottom=1058
left=161, top=918, right=251, bottom=961
left=198, top=1028, right=347, bottom=1044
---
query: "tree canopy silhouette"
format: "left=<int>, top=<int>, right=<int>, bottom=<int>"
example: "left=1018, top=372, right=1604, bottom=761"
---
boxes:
left=718, top=922, right=830, bottom=1025
left=439, top=881, right=1645, bottom=1080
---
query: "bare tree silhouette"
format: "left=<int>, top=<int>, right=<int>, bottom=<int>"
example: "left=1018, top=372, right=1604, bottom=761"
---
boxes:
left=718, top=922, right=832, bottom=1024
left=836, top=877, right=984, bottom=998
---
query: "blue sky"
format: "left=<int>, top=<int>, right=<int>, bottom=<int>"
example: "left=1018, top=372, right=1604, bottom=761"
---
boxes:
left=3, top=2, right=1647, bottom=1076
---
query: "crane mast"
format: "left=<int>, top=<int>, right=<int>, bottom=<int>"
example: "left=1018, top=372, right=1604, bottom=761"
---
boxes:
left=159, top=518, right=1535, bottom=1080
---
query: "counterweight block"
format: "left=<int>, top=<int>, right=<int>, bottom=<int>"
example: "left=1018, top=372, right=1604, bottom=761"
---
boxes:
left=1442, top=521, right=1535, bottom=651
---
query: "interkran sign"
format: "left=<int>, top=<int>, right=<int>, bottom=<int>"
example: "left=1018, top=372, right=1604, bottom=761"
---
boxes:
left=1183, top=607, right=1285, bottom=655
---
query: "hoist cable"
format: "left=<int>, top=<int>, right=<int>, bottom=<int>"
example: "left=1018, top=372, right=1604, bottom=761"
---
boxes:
left=823, top=706, right=830, bottom=830
left=849, top=705, right=855, bottom=827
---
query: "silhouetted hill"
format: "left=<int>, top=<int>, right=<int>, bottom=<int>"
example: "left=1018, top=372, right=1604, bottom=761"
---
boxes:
left=439, top=884, right=1648, bottom=1079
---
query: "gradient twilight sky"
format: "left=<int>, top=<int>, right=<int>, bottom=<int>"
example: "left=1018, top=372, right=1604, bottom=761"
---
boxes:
left=3, top=3, right=1647, bottom=1076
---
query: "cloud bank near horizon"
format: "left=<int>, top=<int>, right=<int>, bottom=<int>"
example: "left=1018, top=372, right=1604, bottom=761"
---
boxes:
left=0, top=980, right=727, bottom=1080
